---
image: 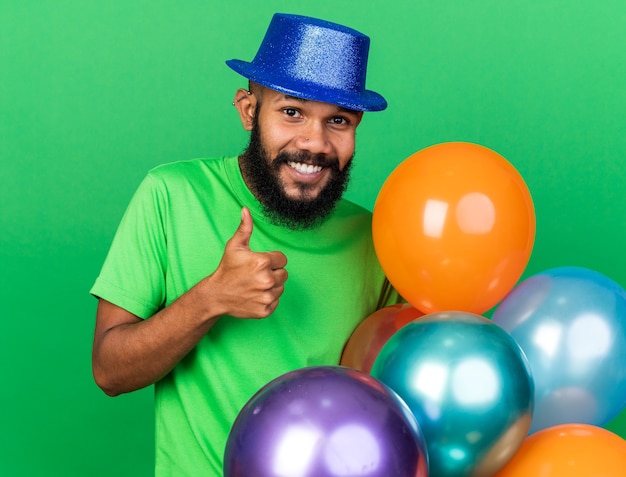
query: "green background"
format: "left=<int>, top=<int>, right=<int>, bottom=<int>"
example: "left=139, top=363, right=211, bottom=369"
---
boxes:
left=1, top=1, right=625, bottom=475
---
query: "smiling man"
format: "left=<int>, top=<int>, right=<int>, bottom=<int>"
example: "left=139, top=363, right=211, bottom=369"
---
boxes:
left=90, top=13, right=399, bottom=476
left=236, top=83, right=362, bottom=229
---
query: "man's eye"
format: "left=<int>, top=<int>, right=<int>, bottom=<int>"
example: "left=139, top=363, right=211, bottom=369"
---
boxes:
left=283, top=108, right=300, bottom=117
left=330, top=116, right=348, bottom=125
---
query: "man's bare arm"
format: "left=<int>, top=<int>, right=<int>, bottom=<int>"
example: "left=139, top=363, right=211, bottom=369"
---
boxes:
left=92, top=208, right=288, bottom=396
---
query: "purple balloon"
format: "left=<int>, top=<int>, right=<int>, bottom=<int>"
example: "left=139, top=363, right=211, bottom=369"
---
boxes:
left=224, top=366, right=428, bottom=477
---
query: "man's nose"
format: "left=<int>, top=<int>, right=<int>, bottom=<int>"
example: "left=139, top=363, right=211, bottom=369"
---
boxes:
left=297, top=123, right=333, bottom=155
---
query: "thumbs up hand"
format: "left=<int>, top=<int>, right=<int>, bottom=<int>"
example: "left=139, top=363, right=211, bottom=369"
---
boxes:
left=201, top=208, right=288, bottom=319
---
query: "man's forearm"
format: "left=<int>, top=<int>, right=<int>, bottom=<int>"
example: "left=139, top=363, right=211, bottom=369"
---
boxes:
left=92, top=289, right=220, bottom=396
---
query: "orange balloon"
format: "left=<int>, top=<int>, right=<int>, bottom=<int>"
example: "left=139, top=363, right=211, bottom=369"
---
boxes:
left=373, top=142, right=535, bottom=314
left=494, top=424, right=626, bottom=476
left=340, top=304, right=423, bottom=373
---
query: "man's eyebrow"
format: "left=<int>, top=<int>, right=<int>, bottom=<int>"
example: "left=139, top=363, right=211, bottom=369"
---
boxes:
left=283, top=94, right=308, bottom=103
left=281, top=95, right=359, bottom=114
left=337, top=106, right=360, bottom=114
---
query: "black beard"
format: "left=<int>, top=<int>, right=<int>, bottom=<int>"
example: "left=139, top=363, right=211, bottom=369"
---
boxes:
left=238, top=115, right=353, bottom=230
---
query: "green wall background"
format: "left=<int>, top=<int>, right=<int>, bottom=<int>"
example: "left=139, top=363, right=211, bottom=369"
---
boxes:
left=1, top=1, right=625, bottom=475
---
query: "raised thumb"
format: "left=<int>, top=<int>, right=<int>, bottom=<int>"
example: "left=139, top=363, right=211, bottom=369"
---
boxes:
left=230, top=207, right=253, bottom=249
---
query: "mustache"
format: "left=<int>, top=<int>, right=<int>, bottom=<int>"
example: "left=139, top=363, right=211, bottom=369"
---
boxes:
left=272, top=150, right=341, bottom=170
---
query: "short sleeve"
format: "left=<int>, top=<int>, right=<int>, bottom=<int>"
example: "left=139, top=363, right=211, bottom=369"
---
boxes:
left=90, top=174, right=168, bottom=318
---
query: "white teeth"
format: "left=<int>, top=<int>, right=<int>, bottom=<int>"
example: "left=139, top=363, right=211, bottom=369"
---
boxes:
left=288, top=161, right=323, bottom=174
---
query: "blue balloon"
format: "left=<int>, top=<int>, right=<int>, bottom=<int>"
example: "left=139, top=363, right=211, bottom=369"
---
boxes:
left=371, top=312, right=533, bottom=477
left=492, top=266, right=626, bottom=434
left=224, top=365, right=428, bottom=477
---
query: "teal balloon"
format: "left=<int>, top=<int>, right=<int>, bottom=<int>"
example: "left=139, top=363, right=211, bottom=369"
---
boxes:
left=492, top=266, right=626, bottom=434
left=371, top=312, right=533, bottom=477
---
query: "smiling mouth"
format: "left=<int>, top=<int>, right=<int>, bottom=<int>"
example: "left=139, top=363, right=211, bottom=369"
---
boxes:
left=287, top=161, right=323, bottom=174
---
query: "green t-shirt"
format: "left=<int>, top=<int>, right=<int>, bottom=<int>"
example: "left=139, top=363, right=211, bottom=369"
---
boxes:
left=91, top=156, right=399, bottom=476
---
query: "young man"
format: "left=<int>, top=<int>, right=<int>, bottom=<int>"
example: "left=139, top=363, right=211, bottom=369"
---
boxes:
left=91, top=13, right=399, bottom=475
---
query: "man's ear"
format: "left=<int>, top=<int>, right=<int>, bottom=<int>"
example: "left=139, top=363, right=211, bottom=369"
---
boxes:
left=233, top=88, right=257, bottom=131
